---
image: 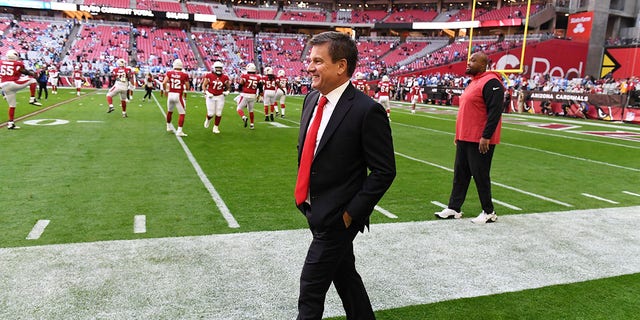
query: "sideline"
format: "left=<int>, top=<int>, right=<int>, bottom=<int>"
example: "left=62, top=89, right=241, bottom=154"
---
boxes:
left=1, top=206, right=638, bottom=319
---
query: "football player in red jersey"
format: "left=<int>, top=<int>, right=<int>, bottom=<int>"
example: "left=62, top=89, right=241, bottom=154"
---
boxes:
left=202, top=61, right=230, bottom=134
left=106, top=58, right=135, bottom=117
left=261, top=66, right=279, bottom=121
left=377, top=75, right=392, bottom=120
left=236, top=63, right=260, bottom=130
left=73, top=65, right=83, bottom=96
left=0, top=49, right=42, bottom=130
left=162, top=59, right=190, bottom=137
left=273, top=69, right=288, bottom=118
left=409, top=78, right=424, bottom=114
left=48, top=65, right=60, bottom=94
left=352, top=72, right=370, bottom=96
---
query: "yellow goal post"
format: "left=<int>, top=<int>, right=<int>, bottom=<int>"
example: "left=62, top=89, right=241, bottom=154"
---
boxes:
left=467, top=0, right=532, bottom=74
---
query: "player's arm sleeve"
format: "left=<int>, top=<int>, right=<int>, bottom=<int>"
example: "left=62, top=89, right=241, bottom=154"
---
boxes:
left=481, top=78, right=504, bottom=139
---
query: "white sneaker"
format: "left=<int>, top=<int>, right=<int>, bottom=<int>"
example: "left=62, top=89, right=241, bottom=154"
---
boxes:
left=249, top=123, right=254, bottom=130
left=212, top=126, right=220, bottom=134
left=435, top=208, right=462, bottom=219
left=411, top=110, right=416, bottom=114
left=7, top=121, right=20, bottom=130
left=176, top=130, right=188, bottom=137
left=204, top=118, right=211, bottom=128
left=166, top=123, right=174, bottom=132
left=471, top=211, right=497, bottom=224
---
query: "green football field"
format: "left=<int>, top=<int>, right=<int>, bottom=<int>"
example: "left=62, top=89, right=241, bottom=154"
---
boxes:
left=1, top=88, right=639, bottom=319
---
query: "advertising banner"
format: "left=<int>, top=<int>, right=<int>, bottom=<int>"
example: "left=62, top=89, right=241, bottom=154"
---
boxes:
left=406, top=39, right=588, bottom=80
left=512, top=90, right=639, bottom=124
left=566, top=11, right=594, bottom=43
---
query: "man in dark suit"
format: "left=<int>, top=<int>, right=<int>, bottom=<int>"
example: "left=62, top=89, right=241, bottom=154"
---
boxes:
left=294, top=31, right=396, bottom=320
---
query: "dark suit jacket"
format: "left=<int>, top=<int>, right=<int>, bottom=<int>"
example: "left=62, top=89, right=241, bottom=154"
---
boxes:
left=297, top=83, right=396, bottom=231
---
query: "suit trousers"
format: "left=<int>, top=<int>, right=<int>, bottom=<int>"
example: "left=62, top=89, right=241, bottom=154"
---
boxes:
left=297, top=223, right=375, bottom=320
left=448, top=140, right=496, bottom=213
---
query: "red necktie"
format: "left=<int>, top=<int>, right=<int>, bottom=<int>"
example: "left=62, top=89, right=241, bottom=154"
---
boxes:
left=295, top=96, right=328, bottom=205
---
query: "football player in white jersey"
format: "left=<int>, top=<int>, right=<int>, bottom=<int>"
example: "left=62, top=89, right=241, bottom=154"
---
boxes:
left=72, top=65, right=83, bottom=96
left=48, top=65, right=60, bottom=94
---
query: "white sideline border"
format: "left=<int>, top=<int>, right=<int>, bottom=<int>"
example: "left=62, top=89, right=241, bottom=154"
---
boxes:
left=2, top=206, right=640, bottom=319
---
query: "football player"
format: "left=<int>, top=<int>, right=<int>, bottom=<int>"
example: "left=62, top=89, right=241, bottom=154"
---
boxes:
left=106, top=58, right=134, bottom=117
left=48, top=65, right=59, bottom=94
left=409, top=79, right=424, bottom=114
left=73, top=65, right=83, bottom=96
left=155, top=71, right=166, bottom=97
left=352, top=72, right=370, bottom=96
left=236, top=63, right=260, bottom=130
left=0, top=49, right=42, bottom=130
left=162, top=59, right=190, bottom=137
left=202, top=61, right=230, bottom=134
left=261, top=66, right=278, bottom=121
left=273, top=69, right=288, bottom=118
left=377, top=75, right=392, bottom=119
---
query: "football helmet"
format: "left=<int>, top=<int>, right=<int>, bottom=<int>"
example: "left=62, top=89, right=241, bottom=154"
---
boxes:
left=382, top=75, right=389, bottom=82
left=116, top=58, right=126, bottom=67
left=213, top=61, right=224, bottom=74
left=355, top=72, right=364, bottom=80
left=264, top=66, right=273, bottom=75
left=173, top=59, right=183, bottom=69
left=246, top=63, right=256, bottom=73
left=74, top=65, right=80, bottom=70
left=277, top=69, right=285, bottom=77
left=5, top=49, right=19, bottom=61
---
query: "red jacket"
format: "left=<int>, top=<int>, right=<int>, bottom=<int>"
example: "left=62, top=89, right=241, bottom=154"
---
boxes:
left=456, top=71, right=503, bottom=144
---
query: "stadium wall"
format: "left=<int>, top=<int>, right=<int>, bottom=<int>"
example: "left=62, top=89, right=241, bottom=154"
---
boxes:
left=402, top=39, right=589, bottom=80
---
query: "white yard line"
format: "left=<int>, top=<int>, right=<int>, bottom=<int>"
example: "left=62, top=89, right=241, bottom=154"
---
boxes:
left=502, top=142, right=640, bottom=172
left=153, top=95, right=239, bottom=228
left=2, top=207, right=639, bottom=319
left=395, top=151, right=573, bottom=207
left=581, top=193, right=620, bottom=204
left=492, top=198, right=522, bottom=210
left=623, top=190, right=640, bottom=197
left=430, top=201, right=447, bottom=209
left=133, top=215, right=146, bottom=234
left=25, top=220, right=50, bottom=240
left=374, top=205, right=398, bottom=219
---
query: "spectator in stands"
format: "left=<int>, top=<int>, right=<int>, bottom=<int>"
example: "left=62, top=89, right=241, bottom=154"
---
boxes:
left=0, top=49, right=42, bottom=130
left=435, top=51, right=504, bottom=224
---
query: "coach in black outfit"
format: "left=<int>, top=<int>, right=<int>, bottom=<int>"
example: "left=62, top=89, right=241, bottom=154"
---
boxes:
left=294, top=31, right=396, bottom=320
